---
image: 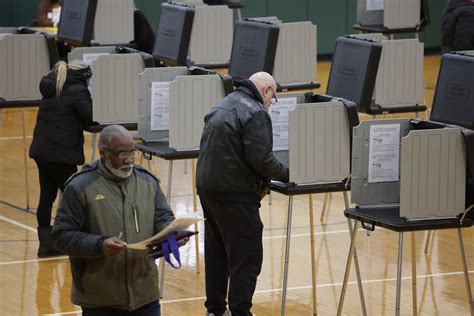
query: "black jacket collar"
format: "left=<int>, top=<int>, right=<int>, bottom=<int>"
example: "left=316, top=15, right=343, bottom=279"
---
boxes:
left=234, top=79, right=264, bottom=104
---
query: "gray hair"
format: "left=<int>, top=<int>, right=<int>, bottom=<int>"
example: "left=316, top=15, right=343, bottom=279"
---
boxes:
left=99, top=125, right=131, bottom=149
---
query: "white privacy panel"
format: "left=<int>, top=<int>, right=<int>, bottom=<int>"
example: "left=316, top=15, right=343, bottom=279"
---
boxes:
left=0, top=34, right=50, bottom=100
left=94, top=0, right=134, bottom=45
left=67, top=46, right=115, bottom=63
left=92, top=54, right=144, bottom=123
left=374, top=39, right=424, bottom=106
left=400, top=128, right=466, bottom=220
left=288, top=101, right=350, bottom=184
left=169, top=75, right=225, bottom=150
left=384, top=0, right=420, bottom=29
left=137, top=67, right=189, bottom=141
left=188, top=5, right=233, bottom=65
left=273, top=22, right=317, bottom=84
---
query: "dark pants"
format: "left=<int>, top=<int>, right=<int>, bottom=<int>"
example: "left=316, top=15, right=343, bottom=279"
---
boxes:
left=82, top=300, right=160, bottom=316
left=34, top=159, right=77, bottom=227
left=199, top=195, right=263, bottom=316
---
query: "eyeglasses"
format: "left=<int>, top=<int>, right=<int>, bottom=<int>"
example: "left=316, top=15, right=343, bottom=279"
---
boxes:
left=101, top=148, right=137, bottom=159
left=269, top=86, right=278, bottom=105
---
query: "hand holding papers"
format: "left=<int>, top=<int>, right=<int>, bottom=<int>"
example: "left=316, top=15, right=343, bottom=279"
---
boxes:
left=127, top=213, right=204, bottom=250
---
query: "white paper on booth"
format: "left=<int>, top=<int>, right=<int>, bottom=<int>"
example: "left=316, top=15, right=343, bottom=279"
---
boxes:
left=368, top=123, right=400, bottom=183
left=269, top=97, right=298, bottom=151
left=82, top=53, right=110, bottom=66
left=367, top=0, right=384, bottom=11
left=127, top=213, right=204, bottom=250
left=150, top=82, right=170, bottom=131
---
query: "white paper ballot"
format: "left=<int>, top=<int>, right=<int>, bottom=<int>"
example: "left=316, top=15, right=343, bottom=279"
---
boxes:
left=150, top=82, right=170, bottom=131
left=368, top=124, right=400, bottom=183
left=367, top=0, right=384, bottom=11
left=127, top=213, right=204, bottom=250
left=269, top=97, right=298, bottom=151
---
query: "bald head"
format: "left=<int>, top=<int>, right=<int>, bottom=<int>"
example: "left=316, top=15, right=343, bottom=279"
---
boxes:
left=249, top=72, right=277, bottom=109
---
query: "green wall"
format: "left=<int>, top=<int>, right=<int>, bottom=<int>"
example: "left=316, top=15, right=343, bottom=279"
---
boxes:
left=1, top=0, right=445, bottom=54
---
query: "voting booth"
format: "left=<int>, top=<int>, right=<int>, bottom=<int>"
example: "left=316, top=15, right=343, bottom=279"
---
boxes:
left=0, top=28, right=58, bottom=102
left=137, top=66, right=232, bottom=150
left=338, top=52, right=473, bottom=316
left=68, top=46, right=154, bottom=124
left=58, top=0, right=134, bottom=46
left=153, top=2, right=233, bottom=67
left=228, top=18, right=318, bottom=91
left=354, top=0, right=430, bottom=37
left=351, top=51, right=473, bottom=221
left=350, top=33, right=426, bottom=114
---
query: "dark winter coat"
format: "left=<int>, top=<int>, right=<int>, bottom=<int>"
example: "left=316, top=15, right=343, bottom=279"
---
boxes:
left=29, top=68, right=93, bottom=165
left=441, top=0, right=474, bottom=53
left=196, top=79, right=289, bottom=202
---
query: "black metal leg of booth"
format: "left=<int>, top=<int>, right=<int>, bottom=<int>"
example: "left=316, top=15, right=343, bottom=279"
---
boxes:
left=457, top=228, right=474, bottom=315
left=337, top=220, right=361, bottom=315
left=396, top=232, right=404, bottom=316
left=281, top=195, right=294, bottom=316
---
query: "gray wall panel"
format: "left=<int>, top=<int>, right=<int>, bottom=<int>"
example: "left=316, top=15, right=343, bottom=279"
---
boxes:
left=351, top=119, right=411, bottom=205
left=94, top=0, right=134, bottom=45
left=137, top=67, right=188, bottom=141
left=0, top=34, right=49, bottom=100
left=92, top=54, right=144, bottom=123
left=188, top=5, right=233, bottom=65
left=169, top=75, right=225, bottom=150
left=384, top=0, right=420, bottom=29
left=288, top=101, right=350, bottom=184
left=400, top=129, right=466, bottom=220
left=273, top=21, right=317, bottom=84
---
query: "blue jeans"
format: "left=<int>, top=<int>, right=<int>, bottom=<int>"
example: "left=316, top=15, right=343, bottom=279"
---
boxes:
left=82, top=300, right=160, bottom=316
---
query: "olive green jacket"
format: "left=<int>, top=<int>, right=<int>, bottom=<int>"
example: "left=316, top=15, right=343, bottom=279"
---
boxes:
left=52, top=159, right=175, bottom=310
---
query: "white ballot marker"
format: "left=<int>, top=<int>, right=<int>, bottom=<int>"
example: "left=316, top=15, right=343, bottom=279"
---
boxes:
left=127, top=213, right=204, bottom=250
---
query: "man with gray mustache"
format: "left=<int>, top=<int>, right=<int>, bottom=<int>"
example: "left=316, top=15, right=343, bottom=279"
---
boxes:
left=52, top=125, right=175, bottom=315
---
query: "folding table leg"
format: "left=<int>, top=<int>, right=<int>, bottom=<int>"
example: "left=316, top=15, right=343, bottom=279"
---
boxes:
left=423, top=230, right=433, bottom=254
left=457, top=228, right=474, bottom=315
left=411, top=232, right=417, bottom=316
left=308, top=194, right=317, bottom=316
left=159, top=160, right=173, bottom=298
left=281, top=195, right=294, bottom=316
left=320, top=193, right=330, bottom=222
left=269, top=191, right=272, bottom=205
left=91, top=133, right=97, bottom=162
left=191, top=159, right=200, bottom=274
left=21, top=109, right=30, bottom=210
left=337, top=220, right=361, bottom=316
left=396, top=232, right=404, bottom=316
left=342, top=191, right=367, bottom=315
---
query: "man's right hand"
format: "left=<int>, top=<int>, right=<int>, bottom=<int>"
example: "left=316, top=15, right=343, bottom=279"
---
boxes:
left=102, top=237, right=127, bottom=256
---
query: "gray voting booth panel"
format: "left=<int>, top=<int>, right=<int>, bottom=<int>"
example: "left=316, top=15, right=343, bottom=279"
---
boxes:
left=137, top=67, right=189, bottom=141
left=400, top=129, right=466, bottom=220
left=357, top=0, right=383, bottom=26
left=188, top=5, right=233, bottom=65
left=384, top=0, right=420, bottom=29
left=289, top=101, right=350, bottom=184
left=0, top=28, right=18, bottom=34
left=169, top=75, right=225, bottom=150
left=273, top=22, right=317, bottom=85
left=351, top=119, right=412, bottom=205
left=374, top=39, right=424, bottom=106
left=0, top=34, right=50, bottom=100
left=67, top=46, right=116, bottom=62
left=92, top=54, right=145, bottom=123
left=93, top=0, right=134, bottom=45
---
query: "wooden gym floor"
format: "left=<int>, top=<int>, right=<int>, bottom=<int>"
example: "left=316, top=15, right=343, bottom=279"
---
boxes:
left=0, top=55, right=472, bottom=315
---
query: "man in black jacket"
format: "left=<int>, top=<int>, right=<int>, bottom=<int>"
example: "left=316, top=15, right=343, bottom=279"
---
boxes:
left=441, top=0, right=474, bottom=53
left=196, top=72, right=289, bottom=316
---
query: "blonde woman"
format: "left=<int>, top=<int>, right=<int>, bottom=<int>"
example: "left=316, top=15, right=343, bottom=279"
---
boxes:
left=29, top=60, right=93, bottom=257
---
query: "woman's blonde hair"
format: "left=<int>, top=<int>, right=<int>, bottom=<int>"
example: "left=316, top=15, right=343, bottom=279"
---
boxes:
left=54, top=60, right=89, bottom=97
